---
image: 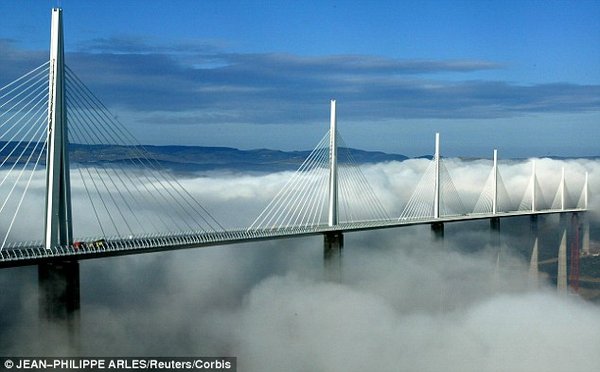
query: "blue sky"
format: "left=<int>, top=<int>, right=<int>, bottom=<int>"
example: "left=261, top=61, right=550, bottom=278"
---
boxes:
left=0, top=0, right=599, bottom=157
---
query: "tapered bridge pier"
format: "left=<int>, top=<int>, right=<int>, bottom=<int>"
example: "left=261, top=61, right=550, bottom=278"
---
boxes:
left=39, top=8, right=80, bottom=350
left=323, top=100, right=343, bottom=280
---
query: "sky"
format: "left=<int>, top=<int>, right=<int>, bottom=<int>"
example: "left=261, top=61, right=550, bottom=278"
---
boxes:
left=0, top=0, right=599, bottom=156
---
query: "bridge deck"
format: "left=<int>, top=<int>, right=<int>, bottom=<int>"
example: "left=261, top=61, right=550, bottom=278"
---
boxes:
left=0, top=208, right=585, bottom=268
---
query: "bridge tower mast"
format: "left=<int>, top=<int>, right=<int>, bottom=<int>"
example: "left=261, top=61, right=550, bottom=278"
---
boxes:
left=582, top=172, right=590, bottom=255
left=433, top=133, right=440, bottom=219
left=584, top=171, right=589, bottom=209
left=560, top=167, right=566, bottom=211
left=44, top=7, right=73, bottom=249
left=431, top=133, right=444, bottom=238
left=531, top=161, right=536, bottom=212
left=492, top=149, right=498, bottom=215
left=324, top=100, right=342, bottom=280
left=39, top=8, right=80, bottom=351
left=490, top=149, right=500, bottom=231
left=328, top=99, right=338, bottom=227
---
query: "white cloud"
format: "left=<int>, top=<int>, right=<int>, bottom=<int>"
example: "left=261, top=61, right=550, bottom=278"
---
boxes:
left=0, top=158, right=599, bottom=370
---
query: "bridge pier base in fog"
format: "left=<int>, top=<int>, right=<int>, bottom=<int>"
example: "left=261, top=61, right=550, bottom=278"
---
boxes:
left=431, top=222, right=444, bottom=240
left=555, top=213, right=570, bottom=293
left=324, top=231, right=343, bottom=281
left=528, top=215, right=540, bottom=288
left=582, top=214, right=590, bottom=256
left=490, top=217, right=500, bottom=231
left=557, top=227, right=568, bottom=293
left=568, top=213, right=581, bottom=292
left=38, top=261, right=80, bottom=351
left=490, top=217, right=501, bottom=247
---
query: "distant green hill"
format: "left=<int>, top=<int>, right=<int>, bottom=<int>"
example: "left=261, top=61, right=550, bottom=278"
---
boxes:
left=4, top=142, right=598, bottom=172
left=0, top=142, right=409, bottom=172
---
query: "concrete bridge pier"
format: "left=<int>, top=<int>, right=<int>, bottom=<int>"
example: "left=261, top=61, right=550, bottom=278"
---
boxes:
left=324, top=231, right=343, bottom=281
left=528, top=215, right=540, bottom=288
left=557, top=222, right=568, bottom=294
left=490, top=217, right=500, bottom=231
left=582, top=213, right=590, bottom=256
left=38, top=261, right=80, bottom=351
left=431, top=222, right=444, bottom=240
left=490, top=217, right=501, bottom=247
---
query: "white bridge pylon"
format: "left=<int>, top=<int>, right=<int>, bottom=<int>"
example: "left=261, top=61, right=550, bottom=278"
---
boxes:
left=248, top=100, right=391, bottom=231
left=0, top=7, right=592, bottom=263
left=399, top=133, right=467, bottom=220
left=473, top=149, right=514, bottom=214
left=250, top=117, right=591, bottom=230
left=0, top=8, right=226, bottom=250
left=397, top=135, right=590, bottom=221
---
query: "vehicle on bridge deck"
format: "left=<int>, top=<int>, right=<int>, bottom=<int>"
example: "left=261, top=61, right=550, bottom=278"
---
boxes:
left=73, top=239, right=106, bottom=250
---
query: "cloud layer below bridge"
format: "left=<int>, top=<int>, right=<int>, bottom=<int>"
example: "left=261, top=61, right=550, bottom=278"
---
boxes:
left=0, top=157, right=597, bottom=241
left=1, top=158, right=600, bottom=371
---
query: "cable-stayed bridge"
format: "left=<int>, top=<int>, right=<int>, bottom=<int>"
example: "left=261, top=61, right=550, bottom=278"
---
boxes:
left=0, top=8, right=589, bottom=270
left=2, top=10, right=593, bottom=348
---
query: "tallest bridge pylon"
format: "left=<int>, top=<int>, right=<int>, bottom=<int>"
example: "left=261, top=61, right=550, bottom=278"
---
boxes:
left=44, top=7, right=73, bottom=249
left=39, top=8, right=80, bottom=351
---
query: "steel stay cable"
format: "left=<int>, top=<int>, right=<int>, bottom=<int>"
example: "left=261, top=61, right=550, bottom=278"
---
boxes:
left=0, top=61, right=49, bottom=95
left=518, top=179, right=532, bottom=211
left=0, top=126, right=46, bottom=223
left=68, top=106, right=161, bottom=234
left=0, top=98, right=48, bottom=169
left=413, top=176, right=435, bottom=219
left=250, top=133, right=328, bottom=229
left=275, top=148, right=325, bottom=227
left=440, top=161, right=466, bottom=216
left=0, top=113, right=47, bottom=190
left=69, top=121, right=147, bottom=236
left=497, top=173, right=512, bottom=212
left=68, top=104, right=154, bottom=234
left=68, top=122, right=134, bottom=235
left=0, top=84, right=48, bottom=141
left=293, top=149, right=330, bottom=228
left=253, top=153, right=319, bottom=229
left=65, top=81, right=196, bottom=233
left=250, top=135, right=324, bottom=229
left=577, top=183, right=586, bottom=208
left=283, top=143, right=330, bottom=227
left=289, top=144, right=330, bottom=229
left=0, top=64, right=49, bottom=110
left=410, top=169, right=435, bottom=219
left=404, top=160, right=436, bottom=219
left=65, top=71, right=206, bottom=232
left=75, top=165, right=109, bottom=237
left=0, top=71, right=49, bottom=124
left=289, top=164, right=326, bottom=228
left=268, top=145, right=328, bottom=229
left=295, top=169, right=324, bottom=227
left=400, top=160, right=435, bottom=219
left=342, top=162, right=388, bottom=220
left=283, top=144, right=330, bottom=228
left=65, top=74, right=194, bottom=231
left=0, top=140, right=47, bottom=250
left=67, top=113, right=136, bottom=235
left=474, top=168, right=494, bottom=213
left=338, top=166, right=355, bottom=222
left=66, top=67, right=224, bottom=232
left=299, top=153, right=331, bottom=228
left=309, top=165, right=329, bottom=227
left=68, top=104, right=157, bottom=235
left=337, top=138, right=391, bottom=220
